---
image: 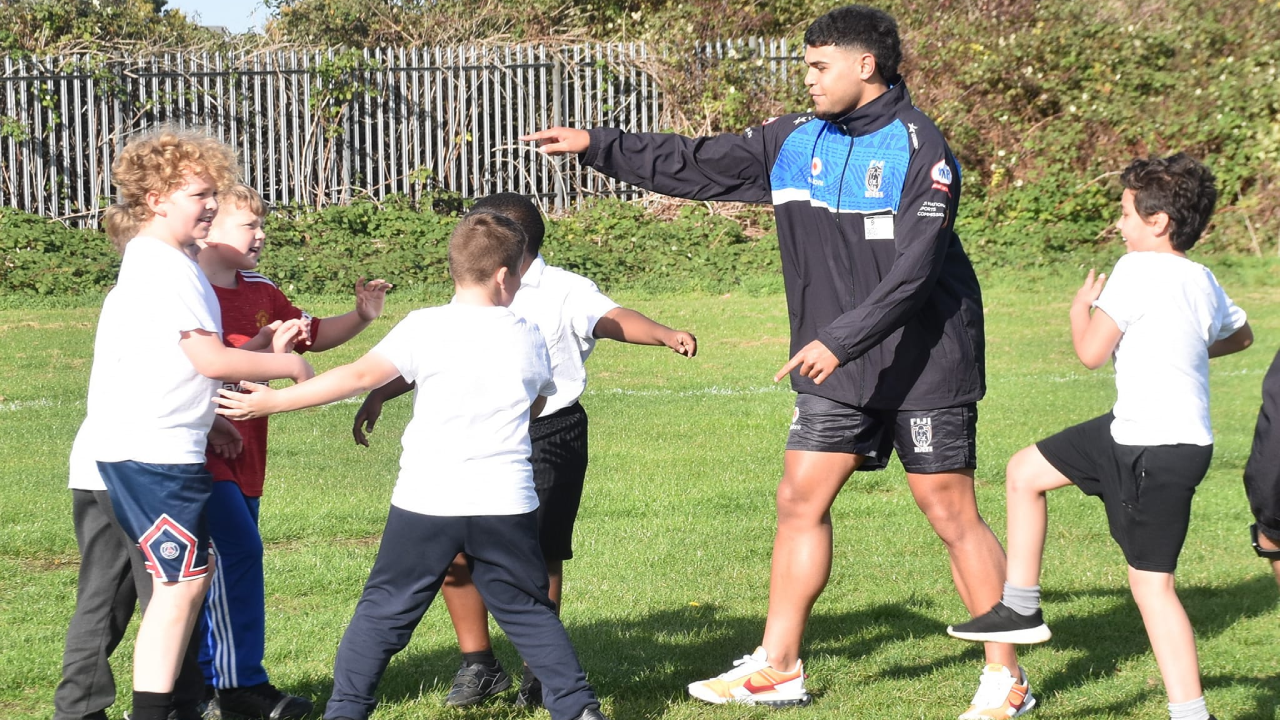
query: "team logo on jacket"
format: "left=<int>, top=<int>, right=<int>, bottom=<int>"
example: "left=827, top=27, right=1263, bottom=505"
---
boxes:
left=910, top=417, right=934, bottom=453
left=811, top=157, right=823, bottom=176
left=865, top=160, right=885, bottom=198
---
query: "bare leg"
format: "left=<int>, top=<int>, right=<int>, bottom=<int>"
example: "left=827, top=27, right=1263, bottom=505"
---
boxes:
left=1004, top=446, right=1074, bottom=589
left=133, top=575, right=210, bottom=692
left=906, top=469, right=1016, bottom=668
left=442, top=554, right=492, bottom=654
left=1128, top=567, right=1203, bottom=703
left=443, top=554, right=565, bottom=654
left=759, top=450, right=861, bottom=671
left=546, top=558, right=563, bottom=609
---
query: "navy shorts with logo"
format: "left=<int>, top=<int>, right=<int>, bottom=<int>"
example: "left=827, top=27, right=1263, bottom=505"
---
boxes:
left=1036, top=413, right=1213, bottom=573
left=785, top=393, right=977, bottom=474
left=97, top=460, right=214, bottom=583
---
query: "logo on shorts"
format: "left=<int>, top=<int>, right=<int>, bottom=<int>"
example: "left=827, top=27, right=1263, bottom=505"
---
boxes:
left=159, top=541, right=181, bottom=560
left=910, top=417, right=934, bottom=453
left=790, top=406, right=801, bottom=430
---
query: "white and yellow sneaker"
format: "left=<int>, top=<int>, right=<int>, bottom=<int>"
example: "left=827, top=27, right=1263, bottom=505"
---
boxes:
left=959, top=663, right=1035, bottom=719
left=687, top=647, right=812, bottom=707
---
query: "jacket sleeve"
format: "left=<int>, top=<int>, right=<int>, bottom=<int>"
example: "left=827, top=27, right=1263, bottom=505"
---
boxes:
left=582, top=126, right=773, bottom=203
left=816, top=143, right=960, bottom=364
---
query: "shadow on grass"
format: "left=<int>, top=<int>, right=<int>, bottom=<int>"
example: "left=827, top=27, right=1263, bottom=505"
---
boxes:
left=1035, top=573, right=1279, bottom=718
left=276, top=574, right=1277, bottom=720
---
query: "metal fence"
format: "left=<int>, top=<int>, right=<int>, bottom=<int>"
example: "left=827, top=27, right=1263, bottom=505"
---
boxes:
left=0, top=38, right=798, bottom=225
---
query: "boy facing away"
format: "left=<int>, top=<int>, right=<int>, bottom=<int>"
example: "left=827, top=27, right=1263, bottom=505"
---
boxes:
left=215, top=210, right=610, bottom=720
left=947, top=153, right=1254, bottom=720
left=350, top=192, right=697, bottom=708
left=194, top=184, right=391, bottom=719
left=76, top=128, right=314, bottom=720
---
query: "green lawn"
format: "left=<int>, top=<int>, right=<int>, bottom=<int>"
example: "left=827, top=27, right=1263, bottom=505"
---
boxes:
left=1, top=266, right=1278, bottom=720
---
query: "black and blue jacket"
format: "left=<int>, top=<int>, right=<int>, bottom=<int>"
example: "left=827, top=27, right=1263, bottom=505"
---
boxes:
left=583, top=81, right=985, bottom=410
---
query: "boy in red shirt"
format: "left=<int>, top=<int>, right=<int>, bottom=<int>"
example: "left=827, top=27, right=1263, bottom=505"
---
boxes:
left=196, top=185, right=391, bottom=719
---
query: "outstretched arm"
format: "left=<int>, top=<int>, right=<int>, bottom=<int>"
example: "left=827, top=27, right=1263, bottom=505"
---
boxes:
left=310, top=278, right=393, bottom=352
left=217, top=353, right=401, bottom=420
left=522, top=125, right=773, bottom=204
left=593, top=307, right=697, bottom=357
left=353, top=375, right=416, bottom=447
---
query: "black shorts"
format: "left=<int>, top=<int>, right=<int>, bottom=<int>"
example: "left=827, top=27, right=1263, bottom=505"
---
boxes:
left=1244, top=347, right=1280, bottom=542
left=1037, top=413, right=1213, bottom=573
left=530, top=402, right=589, bottom=562
left=785, top=393, right=977, bottom=474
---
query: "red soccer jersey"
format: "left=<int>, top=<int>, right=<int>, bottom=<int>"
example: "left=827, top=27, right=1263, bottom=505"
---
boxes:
left=206, top=271, right=322, bottom=497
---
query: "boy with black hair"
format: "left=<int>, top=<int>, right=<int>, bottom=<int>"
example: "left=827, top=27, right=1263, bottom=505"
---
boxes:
left=948, top=153, right=1254, bottom=720
left=352, top=192, right=697, bottom=708
left=216, top=210, right=610, bottom=720
left=524, top=5, right=1027, bottom=717
left=1242, top=347, right=1280, bottom=586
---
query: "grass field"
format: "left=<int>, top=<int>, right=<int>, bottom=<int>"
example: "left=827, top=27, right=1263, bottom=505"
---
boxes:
left=1, top=266, right=1278, bottom=720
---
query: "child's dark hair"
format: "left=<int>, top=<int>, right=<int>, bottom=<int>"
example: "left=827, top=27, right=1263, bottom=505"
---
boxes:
left=470, top=192, right=546, bottom=256
left=804, top=5, right=902, bottom=85
left=1120, top=153, right=1217, bottom=252
left=448, top=210, right=527, bottom=285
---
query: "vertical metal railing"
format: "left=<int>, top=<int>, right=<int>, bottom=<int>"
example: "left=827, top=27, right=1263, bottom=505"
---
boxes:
left=0, top=39, right=796, bottom=226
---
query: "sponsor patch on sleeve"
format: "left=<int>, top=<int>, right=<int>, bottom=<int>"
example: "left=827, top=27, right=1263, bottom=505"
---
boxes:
left=930, top=160, right=953, bottom=193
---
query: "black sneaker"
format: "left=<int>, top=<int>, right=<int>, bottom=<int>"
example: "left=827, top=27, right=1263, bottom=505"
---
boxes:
left=573, top=706, right=608, bottom=720
left=216, top=682, right=314, bottom=720
left=948, top=602, right=1052, bottom=644
left=513, top=667, right=543, bottom=708
left=444, top=660, right=511, bottom=707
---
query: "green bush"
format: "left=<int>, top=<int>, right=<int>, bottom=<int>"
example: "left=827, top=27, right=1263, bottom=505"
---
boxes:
left=0, top=198, right=783, bottom=297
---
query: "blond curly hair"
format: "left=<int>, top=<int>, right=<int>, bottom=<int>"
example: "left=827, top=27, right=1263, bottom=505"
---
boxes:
left=218, top=183, right=268, bottom=218
left=102, top=127, right=239, bottom=250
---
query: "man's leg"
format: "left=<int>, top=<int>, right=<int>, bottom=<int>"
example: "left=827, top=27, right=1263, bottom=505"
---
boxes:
left=54, top=490, right=141, bottom=720
left=759, top=450, right=862, bottom=670
left=905, top=469, right=1016, bottom=668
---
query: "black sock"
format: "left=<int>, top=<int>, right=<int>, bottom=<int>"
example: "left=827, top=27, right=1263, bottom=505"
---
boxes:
left=462, top=649, right=498, bottom=667
left=131, top=691, right=173, bottom=720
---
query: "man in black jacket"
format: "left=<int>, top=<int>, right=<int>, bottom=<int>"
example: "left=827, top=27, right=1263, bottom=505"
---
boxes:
left=524, top=6, right=1031, bottom=718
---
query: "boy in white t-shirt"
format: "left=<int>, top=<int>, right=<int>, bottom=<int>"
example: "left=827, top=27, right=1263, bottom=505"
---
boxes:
left=351, top=193, right=697, bottom=708
left=214, top=210, right=610, bottom=720
left=75, top=128, right=314, bottom=720
left=947, top=153, right=1253, bottom=720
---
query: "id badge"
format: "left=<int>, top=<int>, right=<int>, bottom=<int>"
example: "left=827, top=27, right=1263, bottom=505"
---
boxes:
left=864, top=214, right=894, bottom=240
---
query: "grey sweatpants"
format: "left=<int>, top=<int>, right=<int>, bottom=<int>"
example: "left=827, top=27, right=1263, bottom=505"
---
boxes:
left=53, top=489, right=204, bottom=720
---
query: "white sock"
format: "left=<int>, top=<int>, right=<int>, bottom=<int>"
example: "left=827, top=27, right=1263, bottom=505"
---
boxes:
left=1168, top=696, right=1209, bottom=720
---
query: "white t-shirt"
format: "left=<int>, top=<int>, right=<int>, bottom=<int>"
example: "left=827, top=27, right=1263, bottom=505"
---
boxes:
left=75, top=236, right=223, bottom=476
left=1093, top=251, right=1247, bottom=446
left=370, top=303, right=556, bottom=516
left=511, top=255, right=619, bottom=415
